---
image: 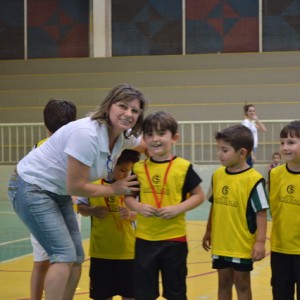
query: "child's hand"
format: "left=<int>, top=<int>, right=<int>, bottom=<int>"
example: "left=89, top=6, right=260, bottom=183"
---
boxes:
left=137, top=203, right=158, bottom=217
left=156, top=205, right=180, bottom=219
left=202, top=231, right=211, bottom=252
left=252, top=241, right=265, bottom=261
left=119, top=207, right=136, bottom=220
left=119, top=206, right=130, bottom=219
left=91, top=206, right=109, bottom=219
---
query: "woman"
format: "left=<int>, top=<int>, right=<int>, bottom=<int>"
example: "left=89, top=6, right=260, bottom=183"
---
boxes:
left=7, top=83, right=148, bottom=300
left=242, top=104, right=267, bottom=166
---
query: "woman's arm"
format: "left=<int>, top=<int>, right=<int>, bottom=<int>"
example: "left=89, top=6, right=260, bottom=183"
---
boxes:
left=252, top=114, right=267, bottom=132
left=66, top=155, right=140, bottom=198
left=255, top=118, right=267, bottom=132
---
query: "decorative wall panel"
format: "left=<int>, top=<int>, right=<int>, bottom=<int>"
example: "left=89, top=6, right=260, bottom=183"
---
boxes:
left=27, top=0, right=89, bottom=58
left=112, top=0, right=182, bottom=56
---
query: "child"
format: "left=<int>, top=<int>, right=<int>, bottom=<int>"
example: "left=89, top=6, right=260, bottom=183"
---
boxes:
left=269, top=120, right=300, bottom=300
left=268, top=152, right=282, bottom=170
left=77, top=149, right=140, bottom=300
left=30, top=98, right=77, bottom=300
left=202, top=124, right=269, bottom=300
left=125, top=111, right=205, bottom=300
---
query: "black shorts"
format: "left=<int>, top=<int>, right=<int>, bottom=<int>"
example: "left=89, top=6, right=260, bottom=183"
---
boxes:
left=271, top=251, right=300, bottom=300
left=134, top=238, right=188, bottom=300
left=212, top=256, right=253, bottom=272
left=89, top=257, right=134, bottom=300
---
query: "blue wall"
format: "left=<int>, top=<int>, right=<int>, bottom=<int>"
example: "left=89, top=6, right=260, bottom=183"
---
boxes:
left=0, top=0, right=299, bottom=59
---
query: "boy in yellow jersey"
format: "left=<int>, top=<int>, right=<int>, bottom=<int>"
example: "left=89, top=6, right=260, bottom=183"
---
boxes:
left=269, top=120, right=300, bottom=300
left=77, top=149, right=140, bottom=300
left=30, top=98, right=77, bottom=300
left=202, top=124, right=269, bottom=300
left=125, top=111, right=205, bottom=300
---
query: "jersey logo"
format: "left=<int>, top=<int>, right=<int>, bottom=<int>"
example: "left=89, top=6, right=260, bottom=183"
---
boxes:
left=152, top=174, right=160, bottom=184
left=287, top=185, right=295, bottom=194
left=222, top=186, right=229, bottom=195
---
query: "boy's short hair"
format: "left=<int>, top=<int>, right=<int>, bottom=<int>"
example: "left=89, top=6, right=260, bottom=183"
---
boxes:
left=142, top=111, right=178, bottom=136
left=280, top=120, right=300, bottom=139
left=272, top=152, right=281, bottom=159
left=117, top=149, right=140, bottom=165
left=214, top=124, right=254, bottom=156
left=44, top=98, right=77, bottom=134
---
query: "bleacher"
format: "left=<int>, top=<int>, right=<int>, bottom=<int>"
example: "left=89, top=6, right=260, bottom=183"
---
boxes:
left=1, top=51, right=300, bottom=124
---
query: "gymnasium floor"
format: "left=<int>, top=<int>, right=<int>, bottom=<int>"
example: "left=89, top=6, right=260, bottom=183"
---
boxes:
left=0, top=196, right=273, bottom=299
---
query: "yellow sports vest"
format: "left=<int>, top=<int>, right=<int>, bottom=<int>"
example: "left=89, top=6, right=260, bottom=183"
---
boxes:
left=211, top=166, right=263, bottom=259
left=89, top=180, right=135, bottom=259
left=270, top=164, right=300, bottom=254
left=134, top=157, right=190, bottom=241
left=36, top=138, right=48, bottom=147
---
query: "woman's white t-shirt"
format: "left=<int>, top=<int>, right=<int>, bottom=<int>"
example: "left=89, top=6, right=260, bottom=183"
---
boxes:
left=17, top=117, right=140, bottom=195
left=242, top=118, right=258, bottom=148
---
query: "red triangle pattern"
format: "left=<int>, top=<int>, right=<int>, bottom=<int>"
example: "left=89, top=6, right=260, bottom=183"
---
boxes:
left=224, top=18, right=259, bottom=52
left=43, top=26, right=60, bottom=41
left=27, top=2, right=58, bottom=26
left=223, top=2, right=239, bottom=18
left=186, top=0, right=220, bottom=19
left=207, top=19, right=223, bottom=35
left=59, top=11, right=74, bottom=25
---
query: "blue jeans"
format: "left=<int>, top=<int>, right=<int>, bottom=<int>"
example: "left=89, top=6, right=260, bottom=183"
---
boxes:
left=8, top=172, right=84, bottom=263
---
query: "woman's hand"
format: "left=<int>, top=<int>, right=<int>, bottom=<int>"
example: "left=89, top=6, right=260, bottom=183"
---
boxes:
left=111, top=174, right=140, bottom=195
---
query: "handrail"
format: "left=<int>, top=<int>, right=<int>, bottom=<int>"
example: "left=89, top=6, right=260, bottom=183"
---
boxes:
left=0, top=120, right=293, bottom=165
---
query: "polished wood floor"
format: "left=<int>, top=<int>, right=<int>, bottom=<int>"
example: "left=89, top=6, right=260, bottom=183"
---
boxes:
left=0, top=220, right=273, bottom=300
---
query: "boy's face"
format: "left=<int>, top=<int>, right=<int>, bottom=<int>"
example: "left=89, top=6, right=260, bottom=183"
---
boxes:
left=216, top=139, right=246, bottom=168
left=272, top=154, right=281, bottom=164
left=113, top=161, right=134, bottom=180
left=143, top=129, right=179, bottom=160
left=280, top=134, right=300, bottom=164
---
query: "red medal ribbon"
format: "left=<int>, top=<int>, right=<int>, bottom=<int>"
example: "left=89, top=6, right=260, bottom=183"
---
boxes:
left=144, top=156, right=174, bottom=208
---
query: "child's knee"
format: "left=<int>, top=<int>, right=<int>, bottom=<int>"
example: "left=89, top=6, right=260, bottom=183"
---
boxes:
left=234, top=273, right=251, bottom=293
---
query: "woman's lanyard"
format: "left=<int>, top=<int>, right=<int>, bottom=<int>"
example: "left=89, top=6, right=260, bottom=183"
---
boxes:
left=101, top=179, right=124, bottom=234
left=144, top=156, right=174, bottom=208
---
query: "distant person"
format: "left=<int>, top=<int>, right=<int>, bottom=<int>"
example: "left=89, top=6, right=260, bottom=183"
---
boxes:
left=269, top=120, right=300, bottom=300
left=242, top=104, right=267, bottom=167
left=7, top=84, right=148, bottom=300
left=125, top=111, right=205, bottom=300
left=268, top=152, right=282, bottom=170
left=202, top=124, right=269, bottom=300
left=30, top=98, right=77, bottom=300
left=77, top=149, right=140, bottom=300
